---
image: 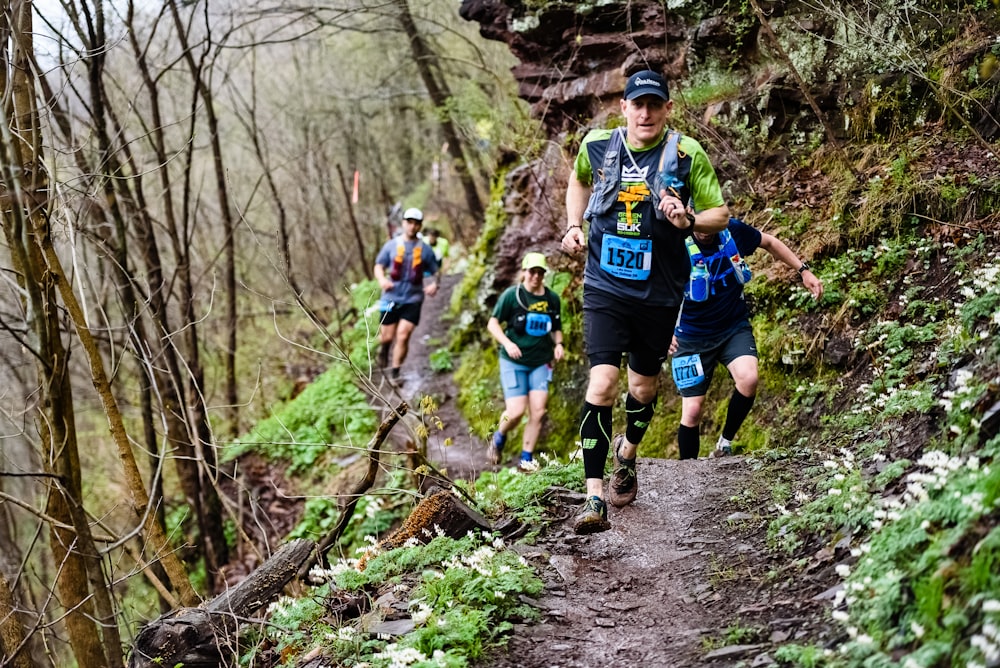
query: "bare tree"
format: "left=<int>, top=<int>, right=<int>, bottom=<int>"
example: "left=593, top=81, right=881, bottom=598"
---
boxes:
left=395, top=0, right=483, bottom=244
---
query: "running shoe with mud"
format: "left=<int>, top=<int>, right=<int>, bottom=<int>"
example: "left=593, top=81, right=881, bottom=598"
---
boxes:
left=607, top=434, right=637, bottom=507
left=572, top=496, right=611, bottom=534
left=711, top=435, right=733, bottom=458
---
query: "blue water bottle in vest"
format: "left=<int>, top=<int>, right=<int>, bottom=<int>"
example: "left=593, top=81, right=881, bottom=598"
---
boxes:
left=688, top=261, right=710, bottom=302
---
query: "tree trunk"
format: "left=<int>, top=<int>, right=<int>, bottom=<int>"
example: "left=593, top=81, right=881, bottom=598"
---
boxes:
left=395, top=0, right=484, bottom=242
left=0, top=4, right=125, bottom=665
left=0, top=569, right=34, bottom=668
left=167, top=0, right=240, bottom=438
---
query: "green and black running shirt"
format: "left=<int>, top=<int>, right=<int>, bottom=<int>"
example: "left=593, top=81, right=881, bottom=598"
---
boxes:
left=491, top=285, right=562, bottom=368
left=574, top=128, right=726, bottom=306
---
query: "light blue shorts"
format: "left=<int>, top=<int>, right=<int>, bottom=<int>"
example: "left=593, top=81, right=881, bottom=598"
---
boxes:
left=499, top=357, right=552, bottom=400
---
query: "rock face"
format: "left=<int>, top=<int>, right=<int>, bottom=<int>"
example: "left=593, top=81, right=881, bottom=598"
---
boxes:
left=458, top=0, right=759, bottom=294
left=459, top=0, right=749, bottom=135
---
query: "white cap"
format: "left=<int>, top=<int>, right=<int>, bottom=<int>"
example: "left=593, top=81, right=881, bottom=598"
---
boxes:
left=402, top=207, right=423, bottom=222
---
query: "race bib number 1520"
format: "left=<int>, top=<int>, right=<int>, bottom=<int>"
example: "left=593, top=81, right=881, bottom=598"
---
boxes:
left=599, top=236, right=652, bottom=281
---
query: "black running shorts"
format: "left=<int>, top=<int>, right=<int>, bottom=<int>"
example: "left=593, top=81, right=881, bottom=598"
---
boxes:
left=583, top=289, right=679, bottom=377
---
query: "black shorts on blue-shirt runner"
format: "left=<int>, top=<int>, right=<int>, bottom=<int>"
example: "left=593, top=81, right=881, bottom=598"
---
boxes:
left=583, top=288, right=679, bottom=376
left=671, top=320, right=757, bottom=397
left=380, top=301, right=423, bottom=327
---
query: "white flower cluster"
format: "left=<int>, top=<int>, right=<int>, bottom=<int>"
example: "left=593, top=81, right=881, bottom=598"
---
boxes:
left=266, top=595, right=296, bottom=618
left=902, top=450, right=985, bottom=507
left=309, top=558, right=359, bottom=583
left=957, top=254, right=1000, bottom=303
left=442, top=545, right=498, bottom=577
left=365, top=496, right=385, bottom=518
left=408, top=598, right=433, bottom=625
left=819, top=449, right=867, bottom=513
left=371, top=644, right=448, bottom=668
left=327, top=626, right=357, bottom=642
left=969, top=599, right=1000, bottom=668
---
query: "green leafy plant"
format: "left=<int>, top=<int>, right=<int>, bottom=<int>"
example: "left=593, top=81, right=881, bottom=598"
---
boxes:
left=257, top=530, right=544, bottom=668
left=429, top=347, right=454, bottom=372
left=226, top=363, right=377, bottom=473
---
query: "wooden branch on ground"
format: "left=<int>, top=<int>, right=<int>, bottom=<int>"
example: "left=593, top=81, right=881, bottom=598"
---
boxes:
left=127, top=538, right=314, bottom=668
left=297, top=402, right=409, bottom=580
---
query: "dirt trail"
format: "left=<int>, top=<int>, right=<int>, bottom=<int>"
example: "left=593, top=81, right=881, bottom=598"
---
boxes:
left=387, top=272, right=834, bottom=667
left=486, top=457, right=765, bottom=668
left=380, top=271, right=494, bottom=481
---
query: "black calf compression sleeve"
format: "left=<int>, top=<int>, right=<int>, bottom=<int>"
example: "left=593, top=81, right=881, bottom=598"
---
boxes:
left=580, top=402, right=613, bottom=480
left=624, top=393, right=655, bottom=446
left=722, top=389, right=756, bottom=441
left=678, top=423, right=700, bottom=460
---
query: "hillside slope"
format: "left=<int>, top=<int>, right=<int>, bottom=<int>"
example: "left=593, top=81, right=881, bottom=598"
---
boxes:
left=449, top=1, right=1000, bottom=666
left=210, top=3, right=1000, bottom=667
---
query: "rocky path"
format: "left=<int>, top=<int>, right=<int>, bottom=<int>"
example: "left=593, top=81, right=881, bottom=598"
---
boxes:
left=378, top=271, right=494, bottom=482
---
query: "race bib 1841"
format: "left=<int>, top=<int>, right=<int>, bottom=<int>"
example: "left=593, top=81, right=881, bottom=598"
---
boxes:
left=599, top=235, right=652, bottom=281
left=671, top=353, right=705, bottom=389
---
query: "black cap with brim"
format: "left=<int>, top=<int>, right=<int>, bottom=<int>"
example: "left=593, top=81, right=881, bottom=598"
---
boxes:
left=624, top=70, right=669, bottom=101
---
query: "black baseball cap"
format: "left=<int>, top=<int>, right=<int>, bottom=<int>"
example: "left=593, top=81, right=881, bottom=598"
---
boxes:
left=624, top=70, right=669, bottom=101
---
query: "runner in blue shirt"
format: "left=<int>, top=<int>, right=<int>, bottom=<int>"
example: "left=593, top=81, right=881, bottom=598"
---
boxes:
left=669, top=218, right=822, bottom=458
left=373, top=208, right=440, bottom=381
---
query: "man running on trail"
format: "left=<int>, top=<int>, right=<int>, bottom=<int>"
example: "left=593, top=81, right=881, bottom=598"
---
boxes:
left=670, top=217, right=823, bottom=458
left=562, top=69, right=730, bottom=534
left=373, top=208, right=440, bottom=382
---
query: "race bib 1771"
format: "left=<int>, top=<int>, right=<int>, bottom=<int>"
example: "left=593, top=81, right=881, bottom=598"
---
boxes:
left=599, top=235, right=652, bottom=281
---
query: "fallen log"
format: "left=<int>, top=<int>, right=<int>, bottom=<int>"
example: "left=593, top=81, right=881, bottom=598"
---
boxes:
left=127, top=538, right=314, bottom=668
left=357, top=487, right=492, bottom=570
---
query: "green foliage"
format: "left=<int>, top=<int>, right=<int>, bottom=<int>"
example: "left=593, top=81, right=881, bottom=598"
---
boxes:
left=227, top=363, right=377, bottom=473
left=429, top=347, right=454, bottom=372
left=828, top=452, right=1000, bottom=666
left=773, top=643, right=830, bottom=667
left=224, top=283, right=388, bottom=473
left=960, top=286, right=1000, bottom=335
left=469, top=458, right=585, bottom=528
left=453, top=345, right=501, bottom=441
left=288, top=470, right=414, bottom=559
left=678, top=73, right=742, bottom=107
left=259, top=532, right=544, bottom=668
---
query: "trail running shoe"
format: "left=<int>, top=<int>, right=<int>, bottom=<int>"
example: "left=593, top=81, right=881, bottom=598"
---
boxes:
left=608, top=434, right=637, bottom=508
left=711, top=435, right=733, bottom=458
left=491, top=431, right=506, bottom=464
left=572, top=496, right=611, bottom=535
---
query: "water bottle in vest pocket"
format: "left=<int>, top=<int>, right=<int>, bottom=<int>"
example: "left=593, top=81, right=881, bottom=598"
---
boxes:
left=687, top=263, right=710, bottom=302
left=725, top=241, right=752, bottom=285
